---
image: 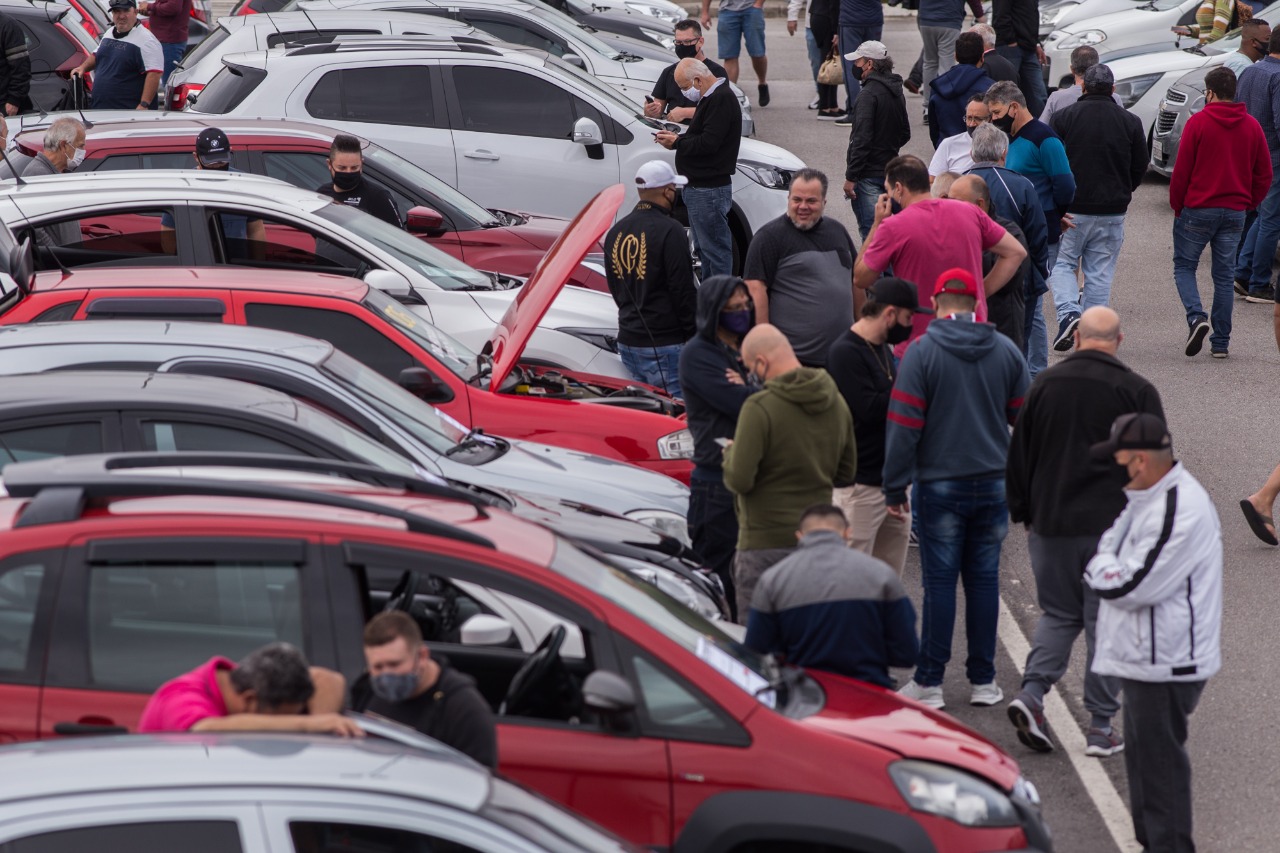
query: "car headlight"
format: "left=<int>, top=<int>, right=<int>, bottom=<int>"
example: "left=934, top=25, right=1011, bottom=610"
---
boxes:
left=556, top=326, right=618, bottom=353
left=625, top=508, right=691, bottom=545
left=1114, top=73, right=1164, bottom=109
left=888, top=760, right=1021, bottom=828
left=737, top=159, right=795, bottom=189
left=1058, top=29, right=1105, bottom=49
left=1039, top=2, right=1075, bottom=26
left=656, top=428, right=695, bottom=460
left=626, top=2, right=680, bottom=23
left=640, top=28, right=676, bottom=50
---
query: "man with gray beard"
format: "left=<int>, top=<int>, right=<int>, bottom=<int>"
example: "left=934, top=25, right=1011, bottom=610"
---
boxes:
left=743, top=168, right=857, bottom=367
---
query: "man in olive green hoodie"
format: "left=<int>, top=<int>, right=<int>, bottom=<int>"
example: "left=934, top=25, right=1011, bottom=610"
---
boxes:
left=724, top=324, right=858, bottom=619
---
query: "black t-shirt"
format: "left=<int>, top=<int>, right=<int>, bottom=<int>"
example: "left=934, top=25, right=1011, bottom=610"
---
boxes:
left=651, top=58, right=727, bottom=120
left=316, top=178, right=403, bottom=228
left=827, top=328, right=895, bottom=486
left=358, top=664, right=498, bottom=768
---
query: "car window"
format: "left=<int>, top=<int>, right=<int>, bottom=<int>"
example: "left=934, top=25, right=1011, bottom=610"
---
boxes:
left=266, top=28, right=379, bottom=48
left=453, top=67, right=575, bottom=140
left=0, top=821, right=244, bottom=853
left=0, top=558, right=46, bottom=675
left=208, top=210, right=365, bottom=273
left=305, top=66, right=440, bottom=128
left=243, top=303, right=419, bottom=382
left=178, top=24, right=230, bottom=70
left=94, top=153, right=198, bottom=171
left=140, top=420, right=313, bottom=456
left=468, top=17, right=566, bottom=57
left=0, top=421, right=103, bottom=463
left=288, top=822, right=480, bottom=853
left=88, top=562, right=304, bottom=692
left=27, top=208, right=179, bottom=271
left=262, top=151, right=418, bottom=223
left=631, top=652, right=728, bottom=734
left=191, top=64, right=268, bottom=114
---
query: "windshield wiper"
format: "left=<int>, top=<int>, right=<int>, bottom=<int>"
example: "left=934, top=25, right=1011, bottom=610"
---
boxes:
left=444, top=427, right=501, bottom=457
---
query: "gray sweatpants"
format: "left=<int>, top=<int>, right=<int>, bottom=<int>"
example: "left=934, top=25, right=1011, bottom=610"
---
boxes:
left=918, top=24, right=958, bottom=102
left=733, top=546, right=794, bottom=623
left=1022, top=532, right=1121, bottom=724
left=1122, top=679, right=1206, bottom=853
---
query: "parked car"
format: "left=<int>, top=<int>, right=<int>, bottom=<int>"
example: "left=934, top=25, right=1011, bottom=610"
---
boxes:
left=1043, top=0, right=1200, bottom=90
left=188, top=41, right=798, bottom=269
left=10, top=116, right=608, bottom=290
left=0, top=451, right=1052, bottom=851
left=1093, top=45, right=1220, bottom=144
left=1039, top=0, right=1266, bottom=42
left=0, top=0, right=97, bottom=115
left=0, top=170, right=634, bottom=378
left=0, top=729, right=636, bottom=852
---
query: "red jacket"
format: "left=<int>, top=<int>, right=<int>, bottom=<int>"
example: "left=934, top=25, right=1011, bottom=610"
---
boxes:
left=143, top=0, right=191, bottom=46
left=1170, top=100, right=1272, bottom=215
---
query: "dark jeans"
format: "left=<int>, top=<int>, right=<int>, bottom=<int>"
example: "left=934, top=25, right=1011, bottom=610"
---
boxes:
left=1122, top=678, right=1207, bottom=853
left=811, top=19, right=839, bottom=111
left=688, top=471, right=739, bottom=621
left=987, top=280, right=1025, bottom=350
left=1173, top=207, right=1246, bottom=352
left=1233, top=163, right=1280, bottom=294
left=839, top=21, right=882, bottom=112
left=850, top=176, right=881, bottom=240
left=913, top=476, right=1008, bottom=686
left=994, top=44, right=1047, bottom=117
left=684, top=184, right=734, bottom=280
left=161, top=41, right=186, bottom=86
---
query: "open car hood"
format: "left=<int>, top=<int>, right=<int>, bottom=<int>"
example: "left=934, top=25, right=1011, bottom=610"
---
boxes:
left=487, top=184, right=624, bottom=388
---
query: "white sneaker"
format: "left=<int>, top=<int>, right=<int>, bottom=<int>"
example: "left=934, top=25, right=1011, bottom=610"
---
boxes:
left=898, top=680, right=945, bottom=709
left=970, top=682, right=1004, bottom=706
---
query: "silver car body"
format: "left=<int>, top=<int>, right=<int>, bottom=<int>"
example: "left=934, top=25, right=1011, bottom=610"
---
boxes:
left=1044, top=0, right=1200, bottom=89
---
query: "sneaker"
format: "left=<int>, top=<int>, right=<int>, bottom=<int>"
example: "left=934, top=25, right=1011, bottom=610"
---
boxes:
left=1085, top=727, right=1124, bottom=757
left=816, top=111, right=843, bottom=121
left=834, top=113, right=852, bottom=127
left=808, top=97, right=819, bottom=110
left=908, top=528, right=918, bottom=548
left=1185, top=319, right=1210, bottom=356
left=1235, top=278, right=1251, bottom=298
left=898, top=680, right=945, bottom=709
left=757, top=84, right=770, bottom=107
left=1052, top=312, right=1080, bottom=352
left=1212, top=349, right=1229, bottom=359
left=970, top=682, right=1004, bottom=706
left=1246, top=286, right=1275, bottom=303
left=1007, top=693, right=1054, bottom=752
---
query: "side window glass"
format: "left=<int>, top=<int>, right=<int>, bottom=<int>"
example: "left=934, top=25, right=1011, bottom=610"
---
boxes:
left=140, top=421, right=311, bottom=456
left=1, top=821, right=244, bottom=853
left=263, top=153, right=415, bottom=221
left=139, top=152, right=196, bottom=170
left=0, top=421, right=103, bottom=463
left=244, top=303, right=418, bottom=381
left=631, top=653, right=727, bottom=734
left=305, top=66, right=437, bottom=127
left=470, top=18, right=565, bottom=56
left=27, top=208, right=179, bottom=270
left=209, top=210, right=363, bottom=273
left=30, top=301, right=82, bottom=323
left=93, top=154, right=142, bottom=172
left=0, top=559, right=46, bottom=675
left=289, top=822, right=480, bottom=853
left=452, top=67, right=575, bottom=139
left=88, top=562, right=304, bottom=691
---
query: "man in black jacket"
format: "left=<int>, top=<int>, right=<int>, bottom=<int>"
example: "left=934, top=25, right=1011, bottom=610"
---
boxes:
left=1005, top=306, right=1164, bottom=758
left=841, top=40, right=910, bottom=239
left=679, top=274, right=754, bottom=618
left=0, top=13, right=29, bottom=115
left=604, top=160, right=698, bottom=397
left=1046, top=64, right=1147, bottom=352
left=948, top=173, right=1028, bottom=348
left=656, top=58, right=742, bottom=279
left=991, top=0, right=1045, bottom=115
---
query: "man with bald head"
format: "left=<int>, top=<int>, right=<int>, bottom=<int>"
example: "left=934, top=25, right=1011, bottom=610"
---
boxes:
left=949, top=173, right=1030, bottom=350
left=655, top=57, right=742, bottom=280
left=723, top=324, right=857, bottom=618
left=1006, top=306, right=1164, bottom=757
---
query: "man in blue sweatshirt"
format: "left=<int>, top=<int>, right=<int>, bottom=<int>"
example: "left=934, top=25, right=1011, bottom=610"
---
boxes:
left=928, top=31, right=994, bottom=147
left=884, top=267, right=1029, bottom=710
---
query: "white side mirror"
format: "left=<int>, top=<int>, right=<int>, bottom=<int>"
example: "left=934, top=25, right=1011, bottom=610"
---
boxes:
left=364, top=269, right=412, bottom=298
left=460, top=613, right=515, bottom=646
left=572, top=117, right=604, bottom=147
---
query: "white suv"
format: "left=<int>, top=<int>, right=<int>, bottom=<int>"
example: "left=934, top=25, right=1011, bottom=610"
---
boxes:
left=189, top=38, right=801, bottom=267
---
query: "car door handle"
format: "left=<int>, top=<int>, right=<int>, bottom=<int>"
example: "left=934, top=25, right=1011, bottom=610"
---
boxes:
left=463, top=149, right=500, bottom=161
left=53, top=719, right=129, bottom=736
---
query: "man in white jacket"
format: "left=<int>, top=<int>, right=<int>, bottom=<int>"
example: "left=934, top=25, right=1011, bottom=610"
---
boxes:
left=1086, top=412, right=1222, bottom=853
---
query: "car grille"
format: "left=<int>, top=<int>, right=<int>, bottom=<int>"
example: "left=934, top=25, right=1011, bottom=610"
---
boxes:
left=1156, top=110, right=1178, bottom=135
left=1165, top=88, right=1189, bottom=105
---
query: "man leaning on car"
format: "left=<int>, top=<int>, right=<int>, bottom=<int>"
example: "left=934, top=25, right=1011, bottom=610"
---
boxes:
left=72, top=0, right=163, bottom=110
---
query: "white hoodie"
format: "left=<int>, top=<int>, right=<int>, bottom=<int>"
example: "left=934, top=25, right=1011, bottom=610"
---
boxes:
left=1085, top=461, right=1222, bottom=683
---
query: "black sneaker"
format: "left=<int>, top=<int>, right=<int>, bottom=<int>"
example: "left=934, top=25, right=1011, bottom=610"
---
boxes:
left=1186, top=319, right=1210, bottom=356
left=1212, top=350, right=1229, bottom=359
left=1235, top=279, right=1252, bottom=297
left=757, top=84, right=770, bottom=107
left=1052, top=312, right=1080, bottom=352
left=834, top=113, right=852, bottom=127
left=1246, top=286, right=1275, bottom=303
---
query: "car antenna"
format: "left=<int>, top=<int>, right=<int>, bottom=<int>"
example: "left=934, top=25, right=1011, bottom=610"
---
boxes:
left=298, top=6, right=326, bottom=41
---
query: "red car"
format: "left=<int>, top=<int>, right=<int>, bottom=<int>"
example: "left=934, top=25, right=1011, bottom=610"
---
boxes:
left=12, top=117, right=606, bottom=290
left=0, top=186, right=693, bottom=483
left=0, top=451, right=1052, bottom=852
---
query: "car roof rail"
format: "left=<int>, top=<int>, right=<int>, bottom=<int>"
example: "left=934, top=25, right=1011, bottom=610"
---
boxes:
left=3, top=455, right=496, bottom=548
left=284, top=36, right=501, bottom=56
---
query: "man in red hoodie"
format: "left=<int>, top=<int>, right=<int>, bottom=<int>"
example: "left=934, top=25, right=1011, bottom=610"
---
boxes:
left=138, top=0, right=191, bottom=85
left=1171, top=65, right=1272, bottom=358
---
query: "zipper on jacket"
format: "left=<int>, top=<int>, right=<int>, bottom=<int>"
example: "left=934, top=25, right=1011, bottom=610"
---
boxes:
left=1187, top=577, right=1196, bottom=659
left=1150, top=607, right=1157, bottom=665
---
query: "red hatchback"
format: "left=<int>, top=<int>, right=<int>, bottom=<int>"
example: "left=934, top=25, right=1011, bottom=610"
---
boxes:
left=0, top=452, right=1052, bottom=852
left=12, top=117, right=606, bottom=290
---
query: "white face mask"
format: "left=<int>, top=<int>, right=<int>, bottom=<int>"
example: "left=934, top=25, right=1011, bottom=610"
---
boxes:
left=682, top=83, right=702, bottom=103
left=67, top=145, right=86, bottom=169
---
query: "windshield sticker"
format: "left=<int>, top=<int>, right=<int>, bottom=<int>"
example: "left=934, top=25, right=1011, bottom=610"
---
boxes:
left=382, top=302, right=418, bottom=329
left=696, top=636, right=776, bottom=708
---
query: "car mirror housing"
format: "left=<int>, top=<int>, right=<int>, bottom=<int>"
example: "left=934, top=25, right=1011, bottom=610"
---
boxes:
left=460, top=613, right=516, bottom=647
left=572, top=117, right=605, bottom=161
left=562, top=53, right=586, bottom=69
left=582, top=670, right=637, bottom=715
left=398, top=366, right=455, bottom=404
left=405, top=206, right=446, bottom=235
left=364, top=269, right=412, bottom=298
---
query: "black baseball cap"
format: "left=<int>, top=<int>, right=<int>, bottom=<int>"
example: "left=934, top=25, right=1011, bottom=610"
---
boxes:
left=108, top=0, right=136, bottom=10
left=867, top=277, right=933, bottom=314
left=1089, top=413, right=1172, bottom=462
left=195, top=127, right=231, bottom=164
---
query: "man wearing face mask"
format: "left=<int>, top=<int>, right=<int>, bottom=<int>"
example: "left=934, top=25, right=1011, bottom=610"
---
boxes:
left=827, top=277, right=931, bottom=574
left=842, top=40, right=910, bottom=239
left=354, top=611, right=497, bottom=768
left=315, top=133, right=402, bottom=229
left=1223, top=18, right=1271, bottom=79
left=20, top=117, right=84, bottom=178
left=644, top=19, right=727, bottom=125
left=929, top=94, right=988, bottom=180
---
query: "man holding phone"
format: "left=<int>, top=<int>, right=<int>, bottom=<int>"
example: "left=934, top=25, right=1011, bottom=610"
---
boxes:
left=645, top=19, right=727, bottom=124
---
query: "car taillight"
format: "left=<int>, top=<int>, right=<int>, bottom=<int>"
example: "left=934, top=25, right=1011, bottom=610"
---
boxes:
left=78, top=14, right=99, bottom=39
left=190, top=7, right=207, bottom=21
left=169, top=82, right=202, bottom=110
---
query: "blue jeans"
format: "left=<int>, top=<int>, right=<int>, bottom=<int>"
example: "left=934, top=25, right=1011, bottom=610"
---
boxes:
left=717, top=7, right=766, bottom=59
left=839, top=22, right=882, bottom=112
left=1174, top=207, right=1246, bottom=352
left=913, top=477, right=1009, bottom=687
left=1022, top=242, right=1053, bottom=377
left=618, top=342, right=683, bottom=398
left=1234, top=162, right=1280, bottom=292
left=161, top=41, right=187, bottom=87
left=805, top=27, right=822, bottom=92
left=850, top=176, right=881, bottom=240
left=995, top=44, right=1047, bottom=117
left=688, top=470, right=738, bottom=619
left=684, top=184, right=734, bottom=279
left=1049, top=213, right=1126, bottom=322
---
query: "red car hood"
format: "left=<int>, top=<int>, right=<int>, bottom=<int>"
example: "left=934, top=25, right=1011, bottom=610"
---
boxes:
left=493, top=209, right=595, bottom=253
left=488, top=184, right=624, bottom=388
left=801, top=671, right=1022, bottom=790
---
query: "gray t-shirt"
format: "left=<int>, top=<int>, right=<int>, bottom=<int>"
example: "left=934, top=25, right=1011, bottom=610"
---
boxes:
left=1041, top=83, right=1124, bottom=126
left=743, top=214, right=856, bottom=367
left=721, top=0, right=757, bottom=12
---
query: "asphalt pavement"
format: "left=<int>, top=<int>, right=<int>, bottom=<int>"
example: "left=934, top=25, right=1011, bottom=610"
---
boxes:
left=733, top=13, right=1280, bottom=853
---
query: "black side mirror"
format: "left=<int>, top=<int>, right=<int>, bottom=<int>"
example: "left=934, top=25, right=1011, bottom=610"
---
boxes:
left=398, top=366, right=455, bottom=404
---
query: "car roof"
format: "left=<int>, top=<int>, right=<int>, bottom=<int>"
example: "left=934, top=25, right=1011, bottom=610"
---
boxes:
left=25, top=116, right=361, bottom=146
left=222, top=36, right=546, bottom=70
left=0, top=170, right=331, bottom=214
left=0, top=369, right=313, bottom=410
left=0, top=733, right=491, bottom=809
left=30, top=265, right=369, bottom=298
left=220, top=8, right=472, bottom=32
left=304, top=0, right=540, bottom=11
left=0, top=0, right=73, bottom=17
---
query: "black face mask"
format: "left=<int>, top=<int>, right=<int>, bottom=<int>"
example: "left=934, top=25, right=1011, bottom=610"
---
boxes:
left=992, top=113, right=1015, bottom=134
left=333, top=170, right=363, bottom=192
left=886, top=321, right=912, bottom=345
left=674, top=43, right=699, bottom=60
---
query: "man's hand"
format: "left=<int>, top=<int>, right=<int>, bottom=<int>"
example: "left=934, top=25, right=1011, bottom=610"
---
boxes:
left=843, top=179, right=856, bottom=200
left=3, top=104, right=15, bottom=117
left=787, top=19, right=797, bottom=34
left=667, top=106, right=696, bottom=122
left=1036, top=44, right=1047, bottom=65
left=700, top=11, right=712, bottom=28
left=1060, top=213, right=1076, bottom=232
left=974, top=13, right=987, bottom=22
left=643, top=99, right=662, bottom=118
left=886, top=502, right=909, bottom=520
left=654, top=131, right=679, bottom=149
left=302, top=713, right=365, bottom=738
left=873, top=193, right=892, bottom=224
left=136, top=104, right=150, bottom=110
left=1171, top=25, right=1192, bottom=35
left=726, top=368, right=744, bottom=385
left=69, top=67, right=84, bottom=78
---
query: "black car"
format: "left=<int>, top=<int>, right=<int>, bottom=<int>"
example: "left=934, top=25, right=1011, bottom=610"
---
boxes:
left=0, top=0, right=97, bottom=115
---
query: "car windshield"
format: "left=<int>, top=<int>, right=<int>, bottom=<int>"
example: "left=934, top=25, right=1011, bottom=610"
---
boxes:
left=363, top=145, right=499, bottom=227
left=293, top=396, right=429, bottom=477
left=319, top=348, right=466, bottom=454
left=362, top=287, right=479, bottom=377
left=523, top=2, right=624, bottom=60
left=315, top=204, right=495, bottom=291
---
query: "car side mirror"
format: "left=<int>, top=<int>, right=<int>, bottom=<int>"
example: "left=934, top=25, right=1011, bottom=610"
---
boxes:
left=364, top=269, right=412, bottom=298
left=582, top=670, right=637, bottom=715
left=398, top=366, right=455, bottom=404
left=460, top=613, right=516, bottom=647
left=562, top=52, right=586, bottom=69
left=405, top=205, right=445, bottom=235
left=572, top=117, right=605, bottom=161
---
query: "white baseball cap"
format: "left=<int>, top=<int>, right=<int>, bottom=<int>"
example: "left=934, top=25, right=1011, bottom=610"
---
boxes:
left=844, top=40, right=889, bottom=61
left=635, top=160, right=689, bottom=189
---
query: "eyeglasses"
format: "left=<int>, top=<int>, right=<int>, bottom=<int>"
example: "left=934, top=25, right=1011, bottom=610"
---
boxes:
left=963, top=115, right=988, bottom=125
left=673, top=37, right=700, bottom=46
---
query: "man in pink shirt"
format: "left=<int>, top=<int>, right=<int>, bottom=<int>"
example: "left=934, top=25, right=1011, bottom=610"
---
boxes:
left=138, top=642, right=362, bottom=736
left=854, top=155, right=1027, bottom=346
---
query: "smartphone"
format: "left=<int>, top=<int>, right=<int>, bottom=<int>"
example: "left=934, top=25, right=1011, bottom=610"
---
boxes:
left=644, top=95, right=655, bottom=104
left=714, top=438, right=732, bottom=448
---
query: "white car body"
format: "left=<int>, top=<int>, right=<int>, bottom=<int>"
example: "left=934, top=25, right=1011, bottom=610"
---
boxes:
left=1045, top=0, right=1200, bottom=89
left=1102, top=46, right=1216, bottom=139
left=566, top=0, right=686, bottom=26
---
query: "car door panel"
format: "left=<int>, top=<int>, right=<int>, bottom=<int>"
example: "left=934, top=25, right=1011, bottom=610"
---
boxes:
left=0, top=549, right=61, bottom=744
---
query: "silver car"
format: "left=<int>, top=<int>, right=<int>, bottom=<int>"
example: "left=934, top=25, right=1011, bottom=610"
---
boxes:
left=0, top=727, right=636, bottom=852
